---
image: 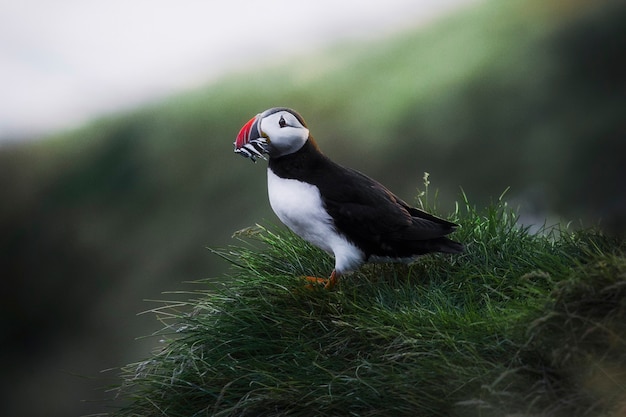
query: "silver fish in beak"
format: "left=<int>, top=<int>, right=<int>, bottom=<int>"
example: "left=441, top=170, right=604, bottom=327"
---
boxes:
left=234, top=114, right=268, bottom=162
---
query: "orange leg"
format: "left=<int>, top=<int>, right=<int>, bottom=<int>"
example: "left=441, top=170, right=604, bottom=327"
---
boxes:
left=304, top=270, right=339, bottom=290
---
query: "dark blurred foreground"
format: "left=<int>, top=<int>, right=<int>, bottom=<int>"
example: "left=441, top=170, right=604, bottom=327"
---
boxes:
left=1, top=1, right=625, bottom=416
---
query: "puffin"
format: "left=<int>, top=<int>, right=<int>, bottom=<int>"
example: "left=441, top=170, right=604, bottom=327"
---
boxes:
left=234, top=107, right=463, bottom=289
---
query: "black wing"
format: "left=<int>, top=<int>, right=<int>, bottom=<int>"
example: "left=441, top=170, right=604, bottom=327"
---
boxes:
left=317, top=163, right=463, bottom=258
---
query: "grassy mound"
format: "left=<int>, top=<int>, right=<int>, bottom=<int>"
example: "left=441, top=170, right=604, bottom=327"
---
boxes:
left=113, top=194, right=625, bottom=416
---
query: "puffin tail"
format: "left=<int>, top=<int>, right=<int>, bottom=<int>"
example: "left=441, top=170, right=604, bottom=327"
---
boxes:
left=432, top=237, right=465, bottom=254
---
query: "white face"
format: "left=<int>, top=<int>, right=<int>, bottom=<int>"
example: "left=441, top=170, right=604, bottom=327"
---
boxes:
left=259, top=110, right=310, bottom=158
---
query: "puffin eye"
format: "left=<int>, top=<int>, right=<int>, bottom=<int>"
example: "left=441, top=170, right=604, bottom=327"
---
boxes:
left=279, top=116, right=287, bottom=128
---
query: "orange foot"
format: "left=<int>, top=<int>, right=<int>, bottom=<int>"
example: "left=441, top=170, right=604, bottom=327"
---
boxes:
left=304, top=270, right=339, bottom=290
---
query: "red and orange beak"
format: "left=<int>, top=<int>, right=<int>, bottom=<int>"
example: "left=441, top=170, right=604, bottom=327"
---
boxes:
left=234, top=114, right=268, bottom=162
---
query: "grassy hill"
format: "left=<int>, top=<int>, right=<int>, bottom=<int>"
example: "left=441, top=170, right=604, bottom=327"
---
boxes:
left=113, top=197, right=625, bottom=416
left=1, top=0, right=624, bottom=415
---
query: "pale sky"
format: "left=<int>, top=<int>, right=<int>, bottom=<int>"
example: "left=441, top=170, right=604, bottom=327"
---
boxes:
left=0, top=0, right=475, bottom=141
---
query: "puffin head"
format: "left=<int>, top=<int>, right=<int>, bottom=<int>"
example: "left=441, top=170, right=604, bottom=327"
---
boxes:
left=234, top=107, right=310, bottom=162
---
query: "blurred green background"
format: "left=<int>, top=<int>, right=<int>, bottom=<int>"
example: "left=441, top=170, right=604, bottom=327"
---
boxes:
left=1, top=0, right=625, bottom=416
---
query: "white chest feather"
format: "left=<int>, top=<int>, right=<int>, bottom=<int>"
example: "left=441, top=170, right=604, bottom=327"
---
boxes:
left=267, top=169, right=364, bottom=274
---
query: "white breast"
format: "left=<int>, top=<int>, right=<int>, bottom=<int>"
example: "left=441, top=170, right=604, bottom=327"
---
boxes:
left=267, top=168, right=364, bottom=274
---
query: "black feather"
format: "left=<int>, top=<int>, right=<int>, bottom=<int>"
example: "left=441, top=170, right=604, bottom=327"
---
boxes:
left=269, top=139, right=464, bottom=260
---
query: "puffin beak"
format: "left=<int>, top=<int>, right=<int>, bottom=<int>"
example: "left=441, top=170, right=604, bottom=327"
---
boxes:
left=234, top=114, right=268, bottom=162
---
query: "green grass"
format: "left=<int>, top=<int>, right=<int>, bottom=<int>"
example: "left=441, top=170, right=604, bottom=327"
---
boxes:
left=113, top=191, right=625, bottom=416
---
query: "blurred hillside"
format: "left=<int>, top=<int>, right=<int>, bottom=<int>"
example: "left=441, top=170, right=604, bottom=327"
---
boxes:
left=1, top=0, right=625, bottom=416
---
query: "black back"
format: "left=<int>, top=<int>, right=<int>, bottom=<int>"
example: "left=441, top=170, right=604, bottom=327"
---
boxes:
left=269, top=139, right=464, bottom=259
